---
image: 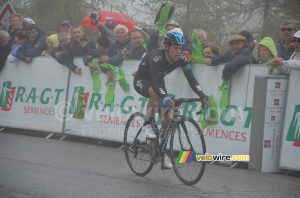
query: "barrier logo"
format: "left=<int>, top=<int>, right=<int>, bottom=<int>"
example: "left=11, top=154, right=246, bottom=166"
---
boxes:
left=271, top=116, right=275, bottom=121
left=275, top=82, right=281, bottom=89
left=264, top=140, right=271, bottom=148
left=69, top=86, right=90, bottom=120
left=176, top=151, right=195, bottom=163
left=0, top=81, right=16, bottom=111
left=286, top=104, right=300, bottom=147
left=274, top=99, right=279, bottom=106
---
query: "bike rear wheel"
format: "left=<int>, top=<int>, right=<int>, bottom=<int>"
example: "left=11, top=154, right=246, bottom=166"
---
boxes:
left=124, top=112, right=153, bottom=176
left=170, top=116, right=206, bottom=185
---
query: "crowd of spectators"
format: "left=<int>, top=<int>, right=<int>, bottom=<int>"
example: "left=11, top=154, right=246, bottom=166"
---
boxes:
left=0, top=12, right=299, bottom=80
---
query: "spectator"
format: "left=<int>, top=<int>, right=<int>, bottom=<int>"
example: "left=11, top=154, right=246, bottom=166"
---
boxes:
left=122, top=29, right=147, bottom=60
left=239, top=30, right=259, bottom=63
left=276, top=21, right=296, bottom=60
left=0, top=22, right=7, bottom=31
left=0, top=30, right=12, bottom=72
left=8, top=14, right=23, bottom=42
left=105, top=21, right=116, bottom=32
left=100, top=24, right=132, bottom=66
left=7, top=31, right=26, bottom=63
left=203, top=44, right=220, bottom=57
left=258, top=37, right=277, bottom=64
left=16, top=24, right=47, bottom=63
left=194, top=29, right=207, bottom=46
left=42, top=34, right=59, bottom=56
left=49, top=32, right=71, bottom=59
left=83, top=36, right=110, bottom=68
left=204, top=35, right=252, bottom=81
left=56, top=25, right=96, bottom=74
left=272, top=30, right=300, bottom=73
left=90, top=13, right=116, bottom=44
left=60, top=20, right=71, bottom=36
left=98, top=24, right=132, bottom=82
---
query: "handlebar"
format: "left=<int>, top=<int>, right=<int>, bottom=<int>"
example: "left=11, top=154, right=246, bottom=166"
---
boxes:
left=174, top=98, right=208, bottom=115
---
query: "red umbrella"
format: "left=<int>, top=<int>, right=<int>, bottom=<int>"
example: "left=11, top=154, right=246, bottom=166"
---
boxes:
left=81, top=11, right=137, bottom=32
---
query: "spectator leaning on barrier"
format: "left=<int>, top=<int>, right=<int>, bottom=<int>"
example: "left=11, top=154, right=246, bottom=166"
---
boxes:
left=122, top=29, right=147, bottom=60
left=272, top=30, right=300, bottom=73
left=0, top=30, right=12, bottom=72
left=239, top=30, right=259, bottom=63
left=203, top=44, right=220, bottom=57
left=276, top=20, right=296, bottom=60
left=203, top=35, right=252, bottom=81
left=83, top=36, right=110, bottom=68
left=7, top=31, right=26, bottom=63
left=258, top=37, right=277, bottom=64
left=56, top=25, right=96, bottom=75
left=49, top=32, right=71, bottom=59
left=42, top=33, right=59, bottom=56
left=16, top=24, right=47, bottom=63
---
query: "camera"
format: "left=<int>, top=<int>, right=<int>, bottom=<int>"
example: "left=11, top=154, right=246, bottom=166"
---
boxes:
left=90, top=13, right=98, bottom=20
left=80, top=37, right=88, bottom=41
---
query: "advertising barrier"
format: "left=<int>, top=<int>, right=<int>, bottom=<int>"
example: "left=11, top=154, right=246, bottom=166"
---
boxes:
left=64, top=59, right=269, bottom=156
left=280, top=70, right=300, bottom=171
left=0, top=58, right=69, bottom=133
left=0, top=57, right=273, bottom=156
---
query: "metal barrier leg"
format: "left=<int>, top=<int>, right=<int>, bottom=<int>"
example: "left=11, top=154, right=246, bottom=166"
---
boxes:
left=59, top=135, right=67, bottom=141
left=118, top=145, right=124, bottom=150
left=0, top=128, right=4, bottom=132
left=210, top=161, right=217, bottom=165
left=45, top=133, right=54, bottom=139
left=230, top=162, right=239, bottom=168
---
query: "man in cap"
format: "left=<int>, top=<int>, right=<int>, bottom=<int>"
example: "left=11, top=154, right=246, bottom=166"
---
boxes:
left=105, top=21, right=116, bottom=32
left=60, top=20, right=71, bottom=36
left=272, top=30, right=300, bottom=72
left=203, top=35, right=252, bottom=81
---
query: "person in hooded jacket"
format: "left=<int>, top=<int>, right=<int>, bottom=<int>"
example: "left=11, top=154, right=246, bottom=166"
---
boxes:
left=16, top=24, right=47, bottom=63
left=258, top=37, right=277, bottom=64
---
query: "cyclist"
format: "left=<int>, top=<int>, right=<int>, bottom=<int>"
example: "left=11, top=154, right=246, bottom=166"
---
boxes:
left=133, top=31, right=210, bottom=168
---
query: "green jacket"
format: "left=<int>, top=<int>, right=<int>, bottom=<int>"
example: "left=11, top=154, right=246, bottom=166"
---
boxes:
left=259, top=37, right=277, bottom=64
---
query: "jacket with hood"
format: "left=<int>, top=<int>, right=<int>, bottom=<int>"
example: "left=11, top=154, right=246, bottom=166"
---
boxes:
left=16, top=29, right=47, bottom=62
left=258, top=37, right=277, bottom=64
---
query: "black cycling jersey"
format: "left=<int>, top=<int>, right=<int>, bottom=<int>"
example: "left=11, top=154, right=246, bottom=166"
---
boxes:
left=134, top=48, right=206, bottom=99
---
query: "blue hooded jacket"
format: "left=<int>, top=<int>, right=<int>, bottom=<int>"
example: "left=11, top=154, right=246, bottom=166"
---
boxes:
left=16, top=29, right=47, bottom=62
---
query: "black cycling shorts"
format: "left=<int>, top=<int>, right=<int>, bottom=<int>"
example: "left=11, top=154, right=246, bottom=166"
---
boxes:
left=133, top=72, right=166, bottom=99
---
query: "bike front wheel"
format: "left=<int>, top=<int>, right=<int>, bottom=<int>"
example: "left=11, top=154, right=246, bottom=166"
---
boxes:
left=170, top=116, right=206, bottom=186
left=124, top=112, right=153, bottom=176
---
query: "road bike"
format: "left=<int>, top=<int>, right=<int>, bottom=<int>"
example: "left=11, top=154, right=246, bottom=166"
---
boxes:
left=124, top=98, right=206, bottom=186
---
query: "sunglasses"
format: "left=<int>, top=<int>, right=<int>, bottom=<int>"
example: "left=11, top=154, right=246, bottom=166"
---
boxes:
left=281, top=28, right=294, bottom=32
left=292, top=38, right=300, bottom=43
